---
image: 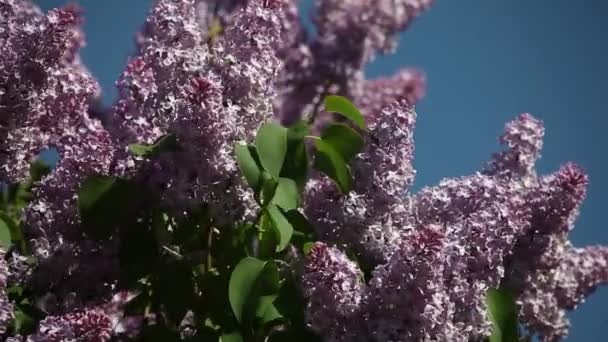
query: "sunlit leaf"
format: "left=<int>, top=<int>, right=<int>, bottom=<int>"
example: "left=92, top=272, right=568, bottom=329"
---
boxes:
left=324, top=95, right=366, bottom=129
left=255, top=123, right=288, bottom=179
left=320, top=123, right=364, bottom=162
left=487, top=288, right=519, bottom=342
left=235, top=144, right=262, bottom=192
left=128, top=134, right=178, bottom=158
left=313, top=140, right=351, bottom=193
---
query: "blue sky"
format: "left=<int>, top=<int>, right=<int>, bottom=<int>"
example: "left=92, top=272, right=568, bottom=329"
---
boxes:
left=34, top=1, right=608, bottom=340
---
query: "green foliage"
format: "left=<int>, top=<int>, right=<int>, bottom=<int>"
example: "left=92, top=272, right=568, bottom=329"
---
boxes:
left=23, top=95, right=364, bottom=340
left=0, top=160, right=51, bottom=254
left=487, top=288, right=520, bottom=342
left=320, top=123, right=364, bottom=162
left=229, top=257, right=267, bottom=323
left=235, top=144, right=263, bottom=192
left=324, top=95, right=366, bottom=130
left=265, top=205, right=294, bottom=252
left=78, top=175, right=139, bottom=240
left=128, top=134, right=178, bottom=157
left=255, top=123, right=288, bottom=179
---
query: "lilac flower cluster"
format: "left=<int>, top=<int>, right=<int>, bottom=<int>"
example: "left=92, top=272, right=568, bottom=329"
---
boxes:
left=1, top=0, right=606, bottom=341
left=303, top=112, right=608, bottom=341
left=110, top=0, right=285, bottom=223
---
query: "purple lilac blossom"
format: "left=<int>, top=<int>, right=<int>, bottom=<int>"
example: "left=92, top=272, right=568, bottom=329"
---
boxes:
left=1, top=0, right=120, bottom=313
left=110, top=0, right=284, bottom=224
left=1, top=0, right=607, bottom=341
left=27, top=308, right=112, bottom=342
left=304, top=100, right=416, bottom=265
left=302, top=242, right=365, bottom=341
left=303, top=112, right=607, bottom=341
left=0, top=249, right=13, bottom=335
left=276, top=0, right=431, bottom=124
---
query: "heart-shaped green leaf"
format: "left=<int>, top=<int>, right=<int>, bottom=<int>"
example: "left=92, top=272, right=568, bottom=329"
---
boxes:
left=235, top=144, right=262, bottom=192
left=320, top=123, right=364, bottom=162
left=229, top=257, right=267, bottom=323
left=266, top=205, right=294, bottom=252
left=255, top=123, right=288, bottom=179
left=271, top=178, right=299, bottom=210
left=324, top=95, right=366, bottom=129
left=313, top=139, right=352, bottom=193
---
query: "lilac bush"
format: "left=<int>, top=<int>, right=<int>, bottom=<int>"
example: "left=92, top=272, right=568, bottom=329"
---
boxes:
left=0, top=0, right=606, bottom=341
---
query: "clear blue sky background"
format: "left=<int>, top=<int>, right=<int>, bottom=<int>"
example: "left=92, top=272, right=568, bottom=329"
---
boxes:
left=34, top=1, right=608, bottom=340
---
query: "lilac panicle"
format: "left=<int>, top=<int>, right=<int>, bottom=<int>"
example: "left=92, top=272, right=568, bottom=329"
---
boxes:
left=302, top=242, right=365, bottom=341
left=0, top=249, right=14, bottom=335
left=363, top=225, right=459, bottom=342
left=276, top=0, right=432, bottom=124
left=27, top=309, right=112, bottom=342
left=485, top=113, right=545, bottom=180
left=0, top=0, right=120, bottom=313
left=358, top=68, right=426, bottom=117
left=0, top=0, right=116, bottom=235
left=110, top=0, right=283, bottom=223
left=0, top=1, right=111, bottom=182
left=503, top=163, right=592, bottom=341
left=304, top=100, right=416, bottom=264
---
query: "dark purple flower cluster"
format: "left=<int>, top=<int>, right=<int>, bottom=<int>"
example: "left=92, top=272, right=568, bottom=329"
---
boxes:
left=1, top=0, right=606, bottom=341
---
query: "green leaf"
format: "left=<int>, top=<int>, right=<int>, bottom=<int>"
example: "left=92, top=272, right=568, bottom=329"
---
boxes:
left=11, top=306, right=36, bottom=335
left=302, top=242, right=315, bottom=255
left=487, top=288, right=519, bottom=342
left=154, top=261, right=196, bottom=323
left=261, top=173, right=279, bottom=206
left=219, top=333, right=244, bottom=342
left=78, top=176, right=139, bottom=240
left=235, top=144, right=262, bottom=192
left=324, top=95, right=366, bottom=129
left=280, top=121, right=310, bottom=191
left=313, top=139, right=352, bottom=193
left=13, top=159, right=52, bottom=208
left=78, top=176, right=118, bottom=213
left=257, top=215, right=278, bottom=259
left=255, top=295, right=283, bottom=324
left=283, top=210, right=315, bottom=236
left=128, top=134, right=178, bottom=158
left=320, top=123, right=364, bottom=162
left=255, top=123, right=288, bottom=179
left=0, top=217, right=11, bottom=249
left=27, top=160, right=51, bottom=183
left=283, top=210, right=316, bottom=253
left=271, top=178, right=299, bottom=211
left=0, top=213, right=26, bottom=254
left=229, top=257, right=267, bottom=323
left=286, top=120, right=310, bottom=140
left=266, top=205, right=294, bottom=252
